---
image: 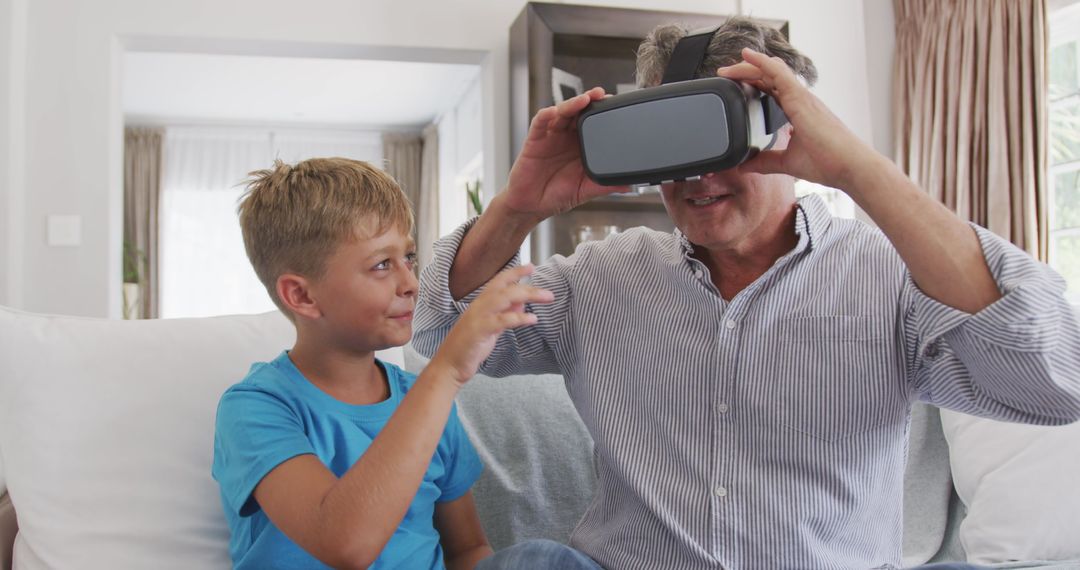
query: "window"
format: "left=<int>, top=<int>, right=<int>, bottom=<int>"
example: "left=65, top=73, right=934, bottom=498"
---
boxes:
left=1049, top=2, right=1080, bottom=305
left=794, top=180, right=857, bottom=219
left=159, top=127, right=383, bottom=318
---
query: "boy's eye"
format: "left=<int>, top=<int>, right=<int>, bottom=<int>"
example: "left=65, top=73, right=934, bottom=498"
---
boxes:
left=372, top=253, right=417, bottom=272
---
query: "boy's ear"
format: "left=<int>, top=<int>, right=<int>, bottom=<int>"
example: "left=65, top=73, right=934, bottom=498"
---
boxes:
left=276, top=273, right=321, bottom=320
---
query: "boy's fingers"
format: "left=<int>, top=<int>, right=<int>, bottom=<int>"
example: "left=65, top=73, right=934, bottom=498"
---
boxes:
left=497, top=311, right=539, bottom=329
left=489, top=264, right=535, bottom=288
left=487, top=284, right=554, bottom=312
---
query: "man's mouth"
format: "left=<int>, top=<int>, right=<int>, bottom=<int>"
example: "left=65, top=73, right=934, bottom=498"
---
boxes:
left=389, top=311, right=413, bottom=320
left=685, top=194, right=731, bottom=207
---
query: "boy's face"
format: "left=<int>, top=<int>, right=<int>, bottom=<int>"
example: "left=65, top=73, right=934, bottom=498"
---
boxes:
left=307, top=223, right=418, bottom=353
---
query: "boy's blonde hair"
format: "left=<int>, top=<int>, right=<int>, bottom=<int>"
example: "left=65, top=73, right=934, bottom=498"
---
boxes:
left=238, top=157, right=414, bottom=316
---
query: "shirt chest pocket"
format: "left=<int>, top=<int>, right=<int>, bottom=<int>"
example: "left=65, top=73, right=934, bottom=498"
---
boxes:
left=764, top=315, right=903, bottom=442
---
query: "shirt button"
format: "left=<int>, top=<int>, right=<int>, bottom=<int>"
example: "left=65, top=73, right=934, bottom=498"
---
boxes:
left=717, top=403, right=729, bottom=413
left=714, top=486, right=727, bottom=497
left=924, top=342, right=940, bottom=359
left=725, top=319, right=737, bottom=329
left=694, top=269, right=703, bottom=279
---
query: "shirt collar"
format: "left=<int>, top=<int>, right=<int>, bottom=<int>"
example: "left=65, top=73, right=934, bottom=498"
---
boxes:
left=674, top=193, right=835, bottom=258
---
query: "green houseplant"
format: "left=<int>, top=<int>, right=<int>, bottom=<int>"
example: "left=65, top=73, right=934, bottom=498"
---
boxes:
left=466, top=179, right=483, bottom=216
left=122, top=241, right=148, bottom=319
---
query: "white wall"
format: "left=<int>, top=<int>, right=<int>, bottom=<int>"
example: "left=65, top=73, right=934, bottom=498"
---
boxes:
left=862, top=0, right=897, bottom=159
left=744, top=0, right=896, bottom=225
left=0, top=0, right=11, bottom=307
left=3, top=0, right=894, bottom=317
left=437, top=106, right=459, bottom=236
left=1, top=0, right=27, bottom=309
left=436, top=72, right=483, bottom=238
left=744, top=0, right=877, bottom=151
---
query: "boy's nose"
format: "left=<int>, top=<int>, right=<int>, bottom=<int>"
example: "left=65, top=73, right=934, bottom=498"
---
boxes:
left=399, top=265, right=419, bottom=298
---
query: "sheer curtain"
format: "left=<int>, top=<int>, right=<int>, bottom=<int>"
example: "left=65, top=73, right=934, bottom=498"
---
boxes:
left=383, top=128, right=439, bottom=269
left=159, top=126, right=383, bottom=318
left=123, top=127, right=163, bottom=318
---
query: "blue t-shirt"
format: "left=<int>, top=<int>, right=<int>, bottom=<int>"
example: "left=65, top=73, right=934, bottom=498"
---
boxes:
left=212, top=351, right=483, bottom=570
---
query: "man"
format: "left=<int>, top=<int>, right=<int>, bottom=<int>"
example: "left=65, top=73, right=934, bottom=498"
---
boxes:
left=413, top=18, right=1080, bottom=570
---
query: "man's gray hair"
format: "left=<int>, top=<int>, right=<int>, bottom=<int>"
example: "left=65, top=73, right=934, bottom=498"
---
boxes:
left=635, top=16, right=818, bottom=88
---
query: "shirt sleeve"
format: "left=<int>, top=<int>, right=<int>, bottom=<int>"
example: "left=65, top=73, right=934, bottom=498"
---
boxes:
left=212, top=385, right=316, bottom=517
left=412, top=217, right=582, bottom=377
left=903, top=223, right=1080, bottom=424
left=434, top=402, right=483, bottom=503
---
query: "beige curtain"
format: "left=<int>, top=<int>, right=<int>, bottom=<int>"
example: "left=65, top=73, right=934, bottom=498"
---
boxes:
left=383, top=128, right=440, bottom=269
left=894, top=0, right=1048, bottom=260
left=123, top=127, right=163, bottom=318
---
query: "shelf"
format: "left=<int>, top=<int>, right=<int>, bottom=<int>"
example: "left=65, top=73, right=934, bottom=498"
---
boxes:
left=509, top=2, right=788, bottom=260
left=577, top=192, right=666, bottom=212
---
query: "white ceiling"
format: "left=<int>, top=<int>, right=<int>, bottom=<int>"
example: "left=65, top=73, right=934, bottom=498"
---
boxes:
left=122, top=52, right=481, bottom=129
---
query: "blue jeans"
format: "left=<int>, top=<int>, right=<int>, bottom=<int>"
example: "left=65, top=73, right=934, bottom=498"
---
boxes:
left=475, top=539, right=603, bottom=570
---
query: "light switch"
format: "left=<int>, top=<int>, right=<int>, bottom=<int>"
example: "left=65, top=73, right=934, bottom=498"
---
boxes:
left=47, top=215, right=82, bottom=247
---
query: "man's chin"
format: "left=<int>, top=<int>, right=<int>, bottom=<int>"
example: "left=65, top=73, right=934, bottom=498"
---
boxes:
left=685, top=229, right=739, bottom=252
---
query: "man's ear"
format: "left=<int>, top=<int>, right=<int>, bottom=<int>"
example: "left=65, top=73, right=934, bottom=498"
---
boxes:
left=276, top=273, right=321, bottom=320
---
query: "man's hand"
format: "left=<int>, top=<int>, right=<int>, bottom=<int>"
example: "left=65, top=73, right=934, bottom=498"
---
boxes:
left=721, top=48, right=1001, bottom=313
left=502, top=87, right=629, bottom=221
left=432, top=264, right=554, bottom=385
left=446, top=88, right=627, bottom=299
left=719, top=48, right=887, bottom=194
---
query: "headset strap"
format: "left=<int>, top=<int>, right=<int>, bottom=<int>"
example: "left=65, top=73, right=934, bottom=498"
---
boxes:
left=660, top=26, right=719, bottom=85
left=661, top=24, right=789, bottom=134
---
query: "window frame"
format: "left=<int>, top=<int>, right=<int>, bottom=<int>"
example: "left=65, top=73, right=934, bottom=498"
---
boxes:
left=1047, top=1, right=1080, bottom=306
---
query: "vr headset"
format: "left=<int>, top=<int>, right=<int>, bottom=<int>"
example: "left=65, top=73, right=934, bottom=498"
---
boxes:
left=577, top=26, right=789, bottom=187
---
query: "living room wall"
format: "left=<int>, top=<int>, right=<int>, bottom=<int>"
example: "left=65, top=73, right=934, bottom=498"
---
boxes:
left=0, top=0, right=24, bottom=309
left=0, top=0, right=893, bottom=317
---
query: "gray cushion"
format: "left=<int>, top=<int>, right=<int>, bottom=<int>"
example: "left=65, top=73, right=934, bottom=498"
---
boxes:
left=403, top=345, right=596, bottom=550
left=1, top=493, right=15, bottom=570
left=903, top=403, right=956, bottom=565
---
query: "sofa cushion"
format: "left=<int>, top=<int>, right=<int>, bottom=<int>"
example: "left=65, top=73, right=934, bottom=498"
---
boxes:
left=404, top=344, right=596, bottom=551
left=940, top=408, right=1080, bottom=564
left=902, top=403, right=956, bottom=566
left=0, top=307, right=405, bottom=570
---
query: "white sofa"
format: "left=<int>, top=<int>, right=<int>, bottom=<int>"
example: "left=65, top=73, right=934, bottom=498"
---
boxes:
left=1, top=306, right=1078, bottom=569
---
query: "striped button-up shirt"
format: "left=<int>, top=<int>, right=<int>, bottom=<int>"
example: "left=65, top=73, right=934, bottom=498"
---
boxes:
left=413, top=195, right=1080, bottom=570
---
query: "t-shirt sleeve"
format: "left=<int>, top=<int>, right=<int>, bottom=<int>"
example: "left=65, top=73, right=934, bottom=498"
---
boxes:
left=434, top=402, right=483, bottom=503
left=213, top=386, right=316, bottom=517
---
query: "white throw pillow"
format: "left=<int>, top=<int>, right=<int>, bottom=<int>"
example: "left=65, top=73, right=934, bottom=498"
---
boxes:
left=0, top=306, right=406, bottom=570
left=939, top=408, right=1080, bottom=564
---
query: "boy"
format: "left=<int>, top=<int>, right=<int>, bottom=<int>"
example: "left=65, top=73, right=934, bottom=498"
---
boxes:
left=212, top=157, right=552, bottom=569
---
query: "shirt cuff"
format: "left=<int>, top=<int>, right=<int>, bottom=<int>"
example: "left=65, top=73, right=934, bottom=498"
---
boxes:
left=908, top=223, right=1068, bottom=357
left=419, top=216, right=522, bottom=316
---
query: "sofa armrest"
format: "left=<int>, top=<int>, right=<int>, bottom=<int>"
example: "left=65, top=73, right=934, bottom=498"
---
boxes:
left=1, top=493, right=15, bottom=570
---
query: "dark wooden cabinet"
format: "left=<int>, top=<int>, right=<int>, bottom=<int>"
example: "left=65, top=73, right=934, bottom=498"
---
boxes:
left=509, top=2, right=788, bottom=260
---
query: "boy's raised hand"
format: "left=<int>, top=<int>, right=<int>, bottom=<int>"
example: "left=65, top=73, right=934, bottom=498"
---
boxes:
left=431, top=264, right=553, bottom=387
